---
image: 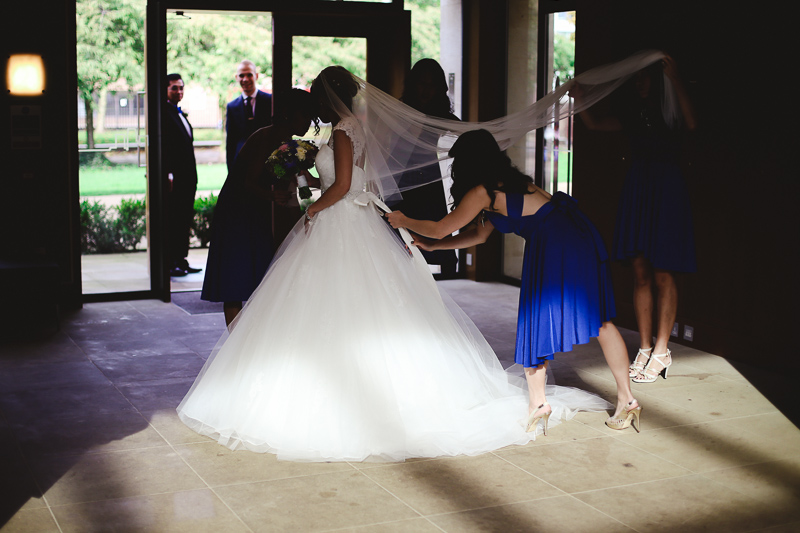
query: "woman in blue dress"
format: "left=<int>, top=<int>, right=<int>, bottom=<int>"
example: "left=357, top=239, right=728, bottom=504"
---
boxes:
left=388, top=129, right=641, bottom=433
left=201, top=89, right=317, bottom=326
left=575, top=55, right=697, bottom=383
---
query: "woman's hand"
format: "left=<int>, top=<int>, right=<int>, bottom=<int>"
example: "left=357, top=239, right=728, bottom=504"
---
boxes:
left=662, top=55, right=679, bottom=82
left=568, top=81, right=584, bottom=101
left=386, top=210, right=406, bottom=229
left=412, top=235, right=436, bottom=251
left=306, top=203, right=321, bottom=220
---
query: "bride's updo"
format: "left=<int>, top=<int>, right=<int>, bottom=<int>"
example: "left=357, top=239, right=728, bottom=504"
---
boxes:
left=311, top=66, right=359, bottom=113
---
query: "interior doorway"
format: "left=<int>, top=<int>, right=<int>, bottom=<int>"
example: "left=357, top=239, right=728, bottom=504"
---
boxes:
left=143, top=3, right=412, bottom=302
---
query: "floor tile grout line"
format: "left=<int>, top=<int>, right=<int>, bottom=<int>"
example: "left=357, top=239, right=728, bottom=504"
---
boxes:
left=2, top=413, right=64, bottom=533
left=412, top=491, right=644, bottom=533
left=173, top=464, right=364, bottom=490
left=489, top=449, right=569, bottom=496
left=561, top=492, right=646, bottom=533
left=353, top=465, right=429, bottom=518
left=603, top=414, right=795, bottom=473
left=145, top=420, right=256, bottom=533
left=319, top=515, right=447, bottom=533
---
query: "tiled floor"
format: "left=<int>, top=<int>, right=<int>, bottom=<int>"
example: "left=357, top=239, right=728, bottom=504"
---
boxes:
left=1, top=280, right=798, bottom=532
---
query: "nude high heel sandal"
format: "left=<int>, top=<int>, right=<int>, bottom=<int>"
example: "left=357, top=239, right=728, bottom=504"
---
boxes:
left=629, top=347, right=652, bottom=378
left=605, top=399, right=642, bottom=433
left=526, top=402, right=552, bottom=435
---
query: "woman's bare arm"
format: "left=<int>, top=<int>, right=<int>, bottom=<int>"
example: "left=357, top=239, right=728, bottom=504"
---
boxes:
left=387, top=186, right=490, bottom=239
left=306, top=130, right=353, bottom=218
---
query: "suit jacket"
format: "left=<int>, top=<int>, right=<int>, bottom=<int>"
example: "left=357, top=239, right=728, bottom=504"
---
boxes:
left=226, top=89, right=273, bottom=171
left=162, top=102, right=198, bottom=188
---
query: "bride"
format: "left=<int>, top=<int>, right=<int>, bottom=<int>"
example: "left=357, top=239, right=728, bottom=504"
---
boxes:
left=177, top=66, right=611, bottom=462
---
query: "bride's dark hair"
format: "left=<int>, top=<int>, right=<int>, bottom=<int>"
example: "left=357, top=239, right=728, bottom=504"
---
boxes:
left=448, top=129, right=534, bottom=211
left=311, top=66, right=359, bottom=113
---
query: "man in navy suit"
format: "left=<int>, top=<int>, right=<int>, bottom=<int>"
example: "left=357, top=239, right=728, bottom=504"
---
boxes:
left=163, top=73, right=201, bottom=277
left=225, top=60, right=273, bottom=171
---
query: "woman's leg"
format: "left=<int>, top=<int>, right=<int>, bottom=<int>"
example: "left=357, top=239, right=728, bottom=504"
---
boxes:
left=653, top=269, right=677, bottom=355
left=597, top=321, right=636, bottom=415
left=631, top=254, right=654, bottom=350
left=633, top=269, right=677, bottom=377
left=223, top=301, right=243, bottom=327
left=524, top=362, right=549, bottom=414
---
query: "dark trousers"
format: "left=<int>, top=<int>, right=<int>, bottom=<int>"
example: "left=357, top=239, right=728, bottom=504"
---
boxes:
left=168, top=179, right=197, bottom=264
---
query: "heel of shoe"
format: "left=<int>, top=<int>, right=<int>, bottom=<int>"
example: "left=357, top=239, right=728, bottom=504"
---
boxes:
left=526, top=402, right=552, bottom=434
left=629, top=407, right=641, bottom=433
left=542, top=412, right=551, bottom=436
left=632, top=349, right=672, bottom=383
left=605, top=400, right=642, bottom=432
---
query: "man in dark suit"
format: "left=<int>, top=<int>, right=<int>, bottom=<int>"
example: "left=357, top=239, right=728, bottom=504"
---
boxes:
left=163, top=73, right=201, bottom=277
left=225, top=60, right=272, bottom=172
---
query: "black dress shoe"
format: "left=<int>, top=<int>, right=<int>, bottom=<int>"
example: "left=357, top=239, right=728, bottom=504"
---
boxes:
left=170, top=266, right=188, bottom=277
left=179, top=259, right=203, bottom=273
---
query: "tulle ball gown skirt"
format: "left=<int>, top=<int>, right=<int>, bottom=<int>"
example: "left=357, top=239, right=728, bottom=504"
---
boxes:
left=178, top=197, right=563, bottom=462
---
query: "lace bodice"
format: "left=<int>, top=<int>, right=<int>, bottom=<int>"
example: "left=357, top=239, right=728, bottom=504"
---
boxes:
left=316, top=117, right=367, bottom=194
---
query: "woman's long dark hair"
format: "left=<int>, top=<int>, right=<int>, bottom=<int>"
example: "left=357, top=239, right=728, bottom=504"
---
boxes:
left=401, top=58, right=454, bottom=118
left=448, top=129, right=534, bottom=211
left=274, top=88, right=320, bottom=135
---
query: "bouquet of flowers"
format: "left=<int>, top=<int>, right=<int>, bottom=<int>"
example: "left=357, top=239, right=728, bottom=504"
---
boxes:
left=266, top=139, right=319, bottom=200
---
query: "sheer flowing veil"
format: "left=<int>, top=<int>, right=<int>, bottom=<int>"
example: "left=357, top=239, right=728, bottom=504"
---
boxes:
left=314, top=50, right=673, bottom=203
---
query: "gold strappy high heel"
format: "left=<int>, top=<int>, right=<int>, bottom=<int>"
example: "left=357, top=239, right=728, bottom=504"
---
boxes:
left=526, top=402, right=552, bottom=435
left=605, top=399, right=642, bottom=433
left=629, top=347, right=652, bottom=378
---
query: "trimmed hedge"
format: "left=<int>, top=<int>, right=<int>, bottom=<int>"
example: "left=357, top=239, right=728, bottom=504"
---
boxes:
left=80, top=195, right=218, bottom=254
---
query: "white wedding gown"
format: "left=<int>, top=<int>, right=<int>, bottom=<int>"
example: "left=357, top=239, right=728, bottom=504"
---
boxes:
left=177, top=118, right=610, bottom=462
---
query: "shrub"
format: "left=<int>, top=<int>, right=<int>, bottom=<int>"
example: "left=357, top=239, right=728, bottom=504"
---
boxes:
left=192, top=193, right=217, bottom=248
left=116, top=198, right=147, bottom=251
left=80, top=198, right=146, bottom=254
left=80, top=200, right=119, bottom=253
left=81, top=195, right=215, bottom=253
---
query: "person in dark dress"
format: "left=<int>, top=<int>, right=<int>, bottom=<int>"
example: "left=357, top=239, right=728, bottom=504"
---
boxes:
left=226, top=60, right=273, bottom=172
left=574, top=54, right=697, bottom=384
left=202, top=89, right=318, bottom=327
left=393, top=59, right=459, bottom=277
left=388, top=129, right=641, bottom=434
left=162, top=73, right=201, bottom=277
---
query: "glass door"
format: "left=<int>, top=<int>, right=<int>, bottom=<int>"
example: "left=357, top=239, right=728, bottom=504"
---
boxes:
left=77, top=0, right=151, bottom=300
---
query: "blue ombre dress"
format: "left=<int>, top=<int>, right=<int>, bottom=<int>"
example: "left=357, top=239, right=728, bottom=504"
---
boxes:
left=485, top=192, right=616, bottom=367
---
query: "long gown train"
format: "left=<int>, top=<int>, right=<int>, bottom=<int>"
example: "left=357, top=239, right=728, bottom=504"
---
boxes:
left=178, top=122, right=609, bottom=462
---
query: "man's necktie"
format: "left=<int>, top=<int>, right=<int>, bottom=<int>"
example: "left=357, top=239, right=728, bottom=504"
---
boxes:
left=244, top=97, right=253, bottom=120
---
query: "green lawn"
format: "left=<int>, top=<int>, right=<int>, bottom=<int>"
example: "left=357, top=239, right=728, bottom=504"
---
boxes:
left=79, top=163, right=228, bottom=196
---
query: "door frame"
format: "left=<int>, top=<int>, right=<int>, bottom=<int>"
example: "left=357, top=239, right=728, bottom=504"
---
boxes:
left=140, top=0, right=409, bottom=303
left=533, top=0, right=576, bottom=189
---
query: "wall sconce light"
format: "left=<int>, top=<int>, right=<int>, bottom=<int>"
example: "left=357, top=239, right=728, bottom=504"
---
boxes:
left=7, top=54, right=45, bottom=95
